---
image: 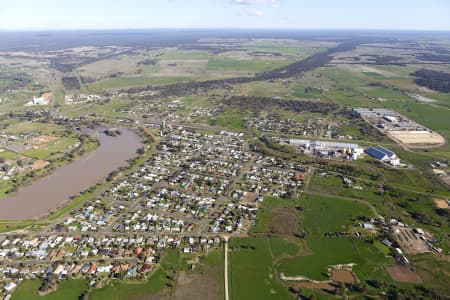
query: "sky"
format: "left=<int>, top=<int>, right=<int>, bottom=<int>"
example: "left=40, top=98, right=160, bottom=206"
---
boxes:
left=0, top=0, right=449, bottom=31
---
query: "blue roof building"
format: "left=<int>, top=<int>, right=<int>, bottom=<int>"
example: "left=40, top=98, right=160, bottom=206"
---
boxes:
left=366, top=145, right=397, bottom=161
left=376, top=145, right=396, bottom=158
left=366, top=147, right=388, bottom=160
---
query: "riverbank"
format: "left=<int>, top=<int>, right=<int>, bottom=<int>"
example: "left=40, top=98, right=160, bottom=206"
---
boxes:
left=0, top=128, right=142, bottom=220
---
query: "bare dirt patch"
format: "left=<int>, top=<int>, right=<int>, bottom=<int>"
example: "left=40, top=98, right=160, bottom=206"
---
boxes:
left=330, top=269, right=357, bottom=285
left=386, top=265, right=422, bottom=283
left=434, top=198, right=449, bottom=209
left=30, top=160, right=50, bottom=170
left=295, top=281, right=336, bottom=292
left=26, top=135, right=58, bottom=147
left=345, top=64, right=396, bottom=77
left=173, top=268, right=222, bottom=300
left=269, top=207, right=300, bottom=235
left=388, top=130, right=445, bottom=148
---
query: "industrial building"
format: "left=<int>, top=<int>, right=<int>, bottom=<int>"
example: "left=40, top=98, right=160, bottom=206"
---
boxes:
left=25, top=92, right=51, bottom=106
left=288, top=139, right=364, bottom=160
left=366, top=145, right=400, bottom=166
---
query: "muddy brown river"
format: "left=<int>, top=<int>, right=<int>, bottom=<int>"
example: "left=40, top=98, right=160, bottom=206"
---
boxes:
left=0, top=128, right=142, bottom=220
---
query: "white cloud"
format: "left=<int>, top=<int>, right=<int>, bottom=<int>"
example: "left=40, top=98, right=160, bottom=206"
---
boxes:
left=233, top=0, right=279, bottom=6
left=253, top=10, right=265, bottom=16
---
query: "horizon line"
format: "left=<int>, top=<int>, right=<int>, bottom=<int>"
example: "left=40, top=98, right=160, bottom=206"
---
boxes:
left=1, top=27, right=450, bottom=33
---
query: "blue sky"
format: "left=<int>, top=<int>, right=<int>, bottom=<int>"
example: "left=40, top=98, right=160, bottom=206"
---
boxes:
left=0, top=0, right=449, bottom=31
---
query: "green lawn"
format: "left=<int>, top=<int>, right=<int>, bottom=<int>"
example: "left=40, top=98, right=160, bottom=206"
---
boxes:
left=0, top=149, right=20, bottom=160
left=411, top=253, right=450, bottom=293
left=4, top=121, right=61, bottom=134
left=89, top=249, right=179, bottom=300
left=300, top=194, right=375, bottom=236
left=0, top=222, right=29, bottom=233
left=278, top=237, right=391, bottom=282
left=268, top=237, right=301, bottom=258
left=311, top=173, right=383, bottom=207
left=211, top=109, right=248, bottom=131
left=89, top=269, right=169, bottom=300
left=24, top=137, right=79, bottom=160
left=277, top=194, right=392, bottom=282
left=12, top=279, right=88, bottom=300
left=230, top=194, right=392, bottom=298
left=229, top=237, right=291, bottom=300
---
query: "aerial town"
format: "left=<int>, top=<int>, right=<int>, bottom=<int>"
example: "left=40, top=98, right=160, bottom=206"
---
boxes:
left=0, top=2, right=449, bottom=299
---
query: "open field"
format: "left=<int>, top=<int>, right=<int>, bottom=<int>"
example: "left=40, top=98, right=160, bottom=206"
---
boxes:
left=173, top=249, right=224, bottom=300
left=278, top=237, right=390, bottom=281
left=410, top=253, right=450, bottom=292
left=241, top=40, right=336, bottom=58
left=311, top=173, right=383, bottom=206
left=24, top=137, right=79, bottom=160
left=76, top=43, right=309, bottom=93
left=277, top=194, right=392, bottom=283
left=229, top=193, right=397, bottom=299
left=298, top=194, right=375, bottom=234
left=229, top=237, right=291, bottom=300
left=250, top=196, right=300, bottom=235
left=388, top=130, right=446, bottom=148
left=87, top=76, right=191, bottom=92
left=207, top=57, right=292, bottom=73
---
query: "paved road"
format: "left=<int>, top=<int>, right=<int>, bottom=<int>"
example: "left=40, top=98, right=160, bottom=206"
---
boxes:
left=224, top=236, right=230, bottom=300
left=0, top=257, right=139, bottom=266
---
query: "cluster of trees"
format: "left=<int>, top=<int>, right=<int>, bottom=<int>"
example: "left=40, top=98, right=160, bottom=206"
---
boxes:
left=79, top=76, right=96, bottom=84
left=292, top=278, right=446, bottom=299
left=256, top=42, right=357, bottom=81
left=50, top=48, right=135, bottom=72
left=223, top=96, right=339, bottom=114
left=62, top=76, right=81, bottom=90
left=360, top=54, right=405, bottom=65
left=416, top=53, right=450, bottom=63
left=137, top=59, right=157, bottom=65
left=0, top=73, right=31, bottom=91
left=103, top=128, right=122, bottom=137
left=178, top=44, right=234, bottom=54
left=50, top=59, right=75, bottom=72
left=39, top=276, right=60, bottom=295
left=411, top=69, right=450, bottom=93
